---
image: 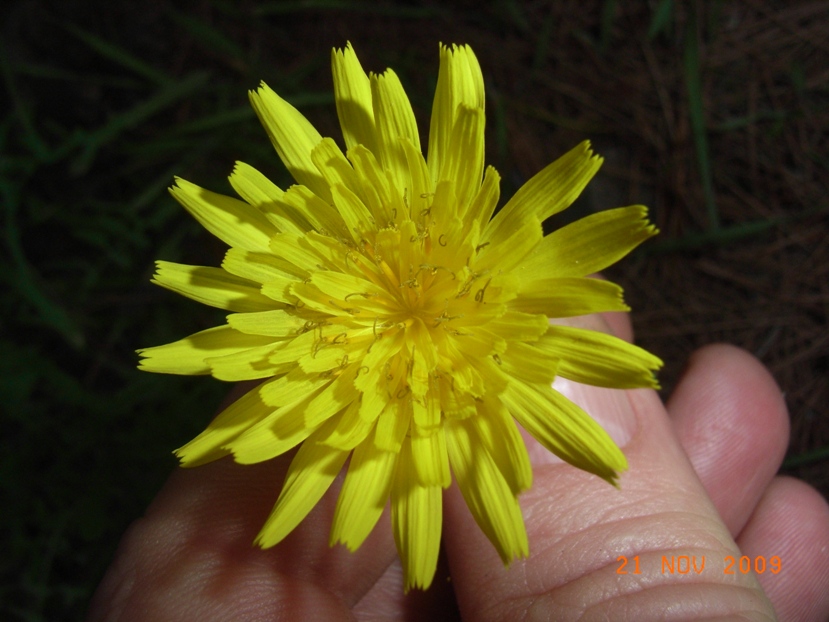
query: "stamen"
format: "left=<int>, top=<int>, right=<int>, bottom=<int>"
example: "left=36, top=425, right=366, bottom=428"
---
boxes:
left=344, top=292, right=372, bottom=301
left=312, top=337, right=329, bottom=358
left=328, top=299, right=360, bottom=314
left=474, top=278, right=492, bottom=303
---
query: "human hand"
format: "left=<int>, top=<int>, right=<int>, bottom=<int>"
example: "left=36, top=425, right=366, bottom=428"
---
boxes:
left=88, top=313, right=829, bottom=621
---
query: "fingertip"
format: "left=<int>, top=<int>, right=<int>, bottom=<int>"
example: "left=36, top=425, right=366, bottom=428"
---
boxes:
left=666, top=344, right=789, bottom=534
left=737, top=476, right=829, bottom=622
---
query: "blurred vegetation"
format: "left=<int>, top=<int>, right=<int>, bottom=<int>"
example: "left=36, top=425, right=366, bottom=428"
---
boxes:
left=2, top=0, right=827, bottom=619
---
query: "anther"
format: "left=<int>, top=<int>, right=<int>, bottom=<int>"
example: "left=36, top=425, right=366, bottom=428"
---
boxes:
left=474, top=278, right=492, bottom=303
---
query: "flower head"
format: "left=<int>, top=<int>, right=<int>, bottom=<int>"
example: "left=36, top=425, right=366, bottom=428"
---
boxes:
left=139, top=43, right=662, bottom=591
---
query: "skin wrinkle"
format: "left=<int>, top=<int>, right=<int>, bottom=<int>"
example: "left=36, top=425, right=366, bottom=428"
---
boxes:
left=577, top=582, right=774, bottom=622
left=513, top=513, right=736, bottom=607
left=458, top=350, right=771, bottom=622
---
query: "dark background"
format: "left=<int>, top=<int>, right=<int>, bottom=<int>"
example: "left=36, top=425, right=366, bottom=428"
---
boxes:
left=2, top=1, right=827, bottom=619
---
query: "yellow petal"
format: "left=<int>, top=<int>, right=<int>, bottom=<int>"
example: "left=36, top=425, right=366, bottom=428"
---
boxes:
left=371, top=69, right=420, bottom=192
left=295, top=273, right=394, bottom=316
left=483, top=141, right=602, bottom=246
left=228, top=161, right=284, bottom=205
left=473, top=217, right=542, bottom=274
left=374, top=397, right=410, bottom=453
left=439, top=378, right=476, bottom=419
left=427, top=43, right=484, bottom=184
left=407, top=318, right=437, bottom=398
left=437, top=105, right=485, bottom=212
left=330, top=183, right=376, bottom=243
left=332, top=43, right=378, bottom=154
left=256, top=417, right=349, bottom=547
left=410, top=425, right=450, bottom=488
left=267, top=330, right=318, bottom=366
left=482, top=310, right=549, bottom=342
left=463, top=165, right=500, bottom=234
left=170, top=177, right=278, bottom=252
left=518, top=205, right=658, bottom=280
left=228, top=161, right=309, bottom=235
left=278, top=184, right=348, bottom=239
left=151, top=261, right=275, bottom=312
left=499, top=341, right=559, bottom=385
left=476, top=394, right=532, bottom=495
left=311, top=138, right=361, bottom=198
left=137, top=324, right=276, bottom=375
left=392, top=436, right=442, bottom=591
left=316, top=399, right=374, bottom=450
left=355, top=330, right=405, bottom=392
left=446, top=417, right=528, bottom=564
left=268, top=232, right=325, bottom=274
left=227, top=309, right=307, bottom=337
left=248, top=82, right=331, bottom=203
left=501, top=380, right=627, bottom=484
left=222, top=247, right=305, bottom=284
left=175, top=378, right=279, bottom=466
left=304, top=363, right=361, bottom=428
left=400, top=137, right=433, bottom=222
left=259, top=366, right=330, bottom=408
left=229, top=389, right=326, bottom=464
left=347, top=144, right=396, bottom=225
left=412, top=382, right=440, bottom=431
left=330, top=432, right=398, bottom=551
left=537, top=325, right=663, bottom=388
left=206, top=342, right=292, bottom=381
left=511, top=276, right=629, bottom=317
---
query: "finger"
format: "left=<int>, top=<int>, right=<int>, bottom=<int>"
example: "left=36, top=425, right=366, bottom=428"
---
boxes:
left=88, top=436, right=398, bottom=620
left=736, top=476, right=829, bottom=622
left=442, top=360, right=775, bottom=619
left=666, top=344, right=789, bottom=535
left=601, top=309, right=634, bottom=342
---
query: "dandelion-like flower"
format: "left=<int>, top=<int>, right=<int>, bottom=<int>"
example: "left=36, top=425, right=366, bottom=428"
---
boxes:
left=139, top=43, right=662, bottom=591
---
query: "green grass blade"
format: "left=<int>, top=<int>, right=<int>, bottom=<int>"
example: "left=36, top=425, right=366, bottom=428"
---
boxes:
left=784, top=445, right=829, bottom=469
left=71, top=72, right=210, bottom=174
left=63, top=23, right=174, bottom=86
left=684, top=7, right=719, bottom=231
left=647, top=0, right=673, bottom=40
left=1, top=181, right=85, bottom=349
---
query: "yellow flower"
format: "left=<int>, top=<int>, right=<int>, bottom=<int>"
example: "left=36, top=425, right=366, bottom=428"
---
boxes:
left=138, top=43, right=662, bottom=591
